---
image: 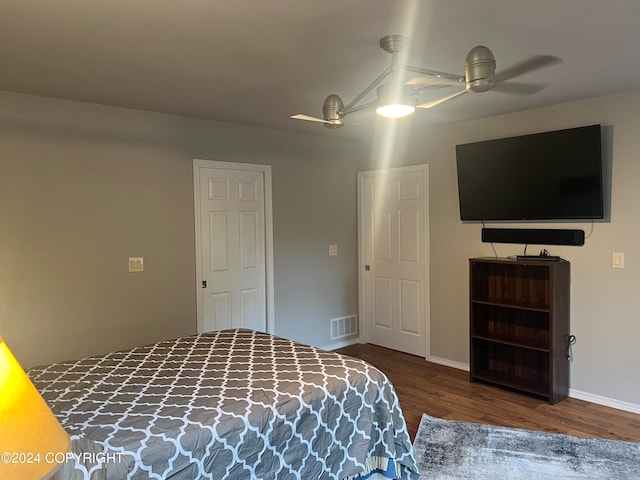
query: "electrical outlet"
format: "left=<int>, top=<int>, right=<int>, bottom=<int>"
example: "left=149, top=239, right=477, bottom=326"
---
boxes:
left=329, top=244, right=338, bottom=256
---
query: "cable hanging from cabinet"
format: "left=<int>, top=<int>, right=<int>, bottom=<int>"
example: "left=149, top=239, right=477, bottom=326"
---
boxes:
left=565, top=335, right=577, bottom=361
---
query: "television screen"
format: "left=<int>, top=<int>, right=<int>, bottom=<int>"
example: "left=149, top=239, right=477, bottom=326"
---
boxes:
left=455, top=125, right=604, bottom=221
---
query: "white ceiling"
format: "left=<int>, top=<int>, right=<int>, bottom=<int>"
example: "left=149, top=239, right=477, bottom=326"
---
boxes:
left=2, top=0, right=640, bottom=138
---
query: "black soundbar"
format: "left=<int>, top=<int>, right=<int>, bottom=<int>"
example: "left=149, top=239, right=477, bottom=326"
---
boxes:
left=482, top=228, right=585, bottom=246
left=515, top=255, right=562, bottom=262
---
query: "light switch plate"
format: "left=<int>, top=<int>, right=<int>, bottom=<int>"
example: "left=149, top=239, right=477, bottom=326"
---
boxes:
left=329, top=244, right=338, bottom=256
left=128, top=257, right=144, bottom=272
left=612, top=252, right=624, bottom=269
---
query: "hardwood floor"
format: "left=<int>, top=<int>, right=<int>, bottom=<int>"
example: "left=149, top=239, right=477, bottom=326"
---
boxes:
left=335, top=343, right=640, bottom=443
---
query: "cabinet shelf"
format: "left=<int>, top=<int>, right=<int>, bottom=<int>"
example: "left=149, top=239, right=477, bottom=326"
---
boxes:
left=471, top=334, right=549, bottom=352
left=471, top=370, right=549, bottom=398
left=471, top=299, right=550, bottom=313
left=471, top=301, right=550, bottom=351
left=469, top=257, right=570, bottom=404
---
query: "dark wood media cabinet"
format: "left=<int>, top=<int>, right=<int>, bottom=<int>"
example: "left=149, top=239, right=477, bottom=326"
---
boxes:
left=469, top=257, right=570, bottom=404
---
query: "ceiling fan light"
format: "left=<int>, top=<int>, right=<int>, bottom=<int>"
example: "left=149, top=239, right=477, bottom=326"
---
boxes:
left=375, top=83, right=416, bottom=119
left=375, top=103, right=416, bottom=118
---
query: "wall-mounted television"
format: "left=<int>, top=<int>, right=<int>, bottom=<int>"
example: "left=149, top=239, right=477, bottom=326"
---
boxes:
left=455, top=124, right=604, bottom=221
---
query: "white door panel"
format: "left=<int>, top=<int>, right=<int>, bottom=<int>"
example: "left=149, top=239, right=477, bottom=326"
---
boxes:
left=194, top=161, right=273, bottom=334
left=359, top=165, right=429, bottom=357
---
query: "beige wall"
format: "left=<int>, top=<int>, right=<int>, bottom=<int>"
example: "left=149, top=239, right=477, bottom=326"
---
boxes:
left=0, top=91, right=364, bottom=367
left=2, top=86, right=639, bottom=409
left=364, top=90, right=640, bottom=407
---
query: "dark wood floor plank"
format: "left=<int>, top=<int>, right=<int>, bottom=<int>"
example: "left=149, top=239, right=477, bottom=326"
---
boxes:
left=335, top=343, right=640, bottom=443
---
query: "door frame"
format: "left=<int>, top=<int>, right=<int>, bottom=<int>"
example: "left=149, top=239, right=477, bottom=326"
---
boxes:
left=357, top=164, right=430, bottom=359
left=193, top=159, right=275, bottom=334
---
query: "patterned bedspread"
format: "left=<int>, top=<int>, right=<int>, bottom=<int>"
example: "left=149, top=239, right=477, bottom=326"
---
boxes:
left=29, top=329, right=418, bottom=480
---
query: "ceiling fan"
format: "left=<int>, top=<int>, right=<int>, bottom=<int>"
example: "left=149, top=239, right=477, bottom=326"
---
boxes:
left=291, top=34, right=560, bottom=129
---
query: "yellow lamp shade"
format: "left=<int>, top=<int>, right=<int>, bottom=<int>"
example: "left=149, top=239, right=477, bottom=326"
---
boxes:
left=0, top=338, right=69, bottom=480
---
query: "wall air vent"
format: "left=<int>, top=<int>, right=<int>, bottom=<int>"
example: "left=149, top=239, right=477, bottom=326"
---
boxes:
left=330, top=315, right=358, bottom=340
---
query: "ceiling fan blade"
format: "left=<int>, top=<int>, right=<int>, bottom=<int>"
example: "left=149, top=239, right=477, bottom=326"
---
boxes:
left=413, top=85, right=451, bottom=96
left=492, top=81, right=549, bottom=95
left=416, top=89, right=467, bottom=109
left=491, top=55, right=561, bottom=84
left=405, top=76, right=461, bottom=87
left=290, top=114, right=332, bottom=124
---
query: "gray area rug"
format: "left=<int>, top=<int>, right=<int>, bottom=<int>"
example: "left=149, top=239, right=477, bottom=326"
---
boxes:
left=413, top=413, right=640, bottom=479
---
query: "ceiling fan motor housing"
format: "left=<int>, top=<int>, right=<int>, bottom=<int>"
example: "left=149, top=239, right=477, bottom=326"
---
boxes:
left=379, top=34, right=408, bottom=54
left=322, top=94, right=344, bottom=128
left=465, top=45, right=496, bottom=92
left=376, top=82, right=415, bottom=105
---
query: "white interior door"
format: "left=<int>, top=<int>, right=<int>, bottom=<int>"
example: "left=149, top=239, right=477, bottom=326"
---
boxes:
left=358, top=165, right=429, bottom=357
left=194, top=160, right=274, bottom=334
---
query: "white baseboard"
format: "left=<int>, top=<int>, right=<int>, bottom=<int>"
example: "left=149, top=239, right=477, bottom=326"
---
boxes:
left=428, top=355, right=470, bottom=372
left=428, top=356, right=640, bottom=415
left=569, top=389, right=640, bottom=415
left=322, top=337, right=360, bottom=351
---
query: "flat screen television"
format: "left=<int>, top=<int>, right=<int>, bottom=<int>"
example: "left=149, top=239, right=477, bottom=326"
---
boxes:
left=455, top=124, right=604, bottom=221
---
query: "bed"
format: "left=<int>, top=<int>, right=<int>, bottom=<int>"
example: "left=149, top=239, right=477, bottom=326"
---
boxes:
left=28, top=329, right=419, bottom=479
